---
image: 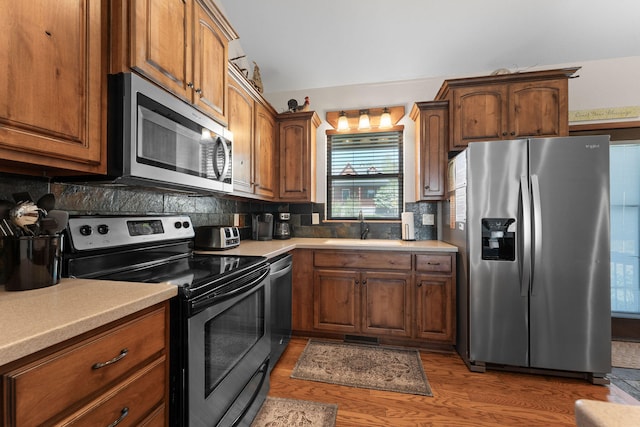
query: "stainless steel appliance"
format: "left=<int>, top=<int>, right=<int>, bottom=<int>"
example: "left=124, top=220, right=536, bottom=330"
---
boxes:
left=268, top=253, right=292, bottom=373
left=252, top=213, right=273, bottom=241
left=96, top=73, right=233, bottom=194
left=62, top=215, right=270, bottom=426
left=443, top=136, right=611, bottom=383
left=194, top=226, right=240, bottom=250
left=273, top=212, right=291, bottom=239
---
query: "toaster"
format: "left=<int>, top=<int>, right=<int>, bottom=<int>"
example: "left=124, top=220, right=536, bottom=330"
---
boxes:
left=194, top=226, right=240, bottom=250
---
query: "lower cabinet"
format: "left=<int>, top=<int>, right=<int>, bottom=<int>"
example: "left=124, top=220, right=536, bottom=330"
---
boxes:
left=1, top=302, right=170, bottom=426
left=294, top=249, right=456, bottom=347
left=313, top=269, right=412, bottom=337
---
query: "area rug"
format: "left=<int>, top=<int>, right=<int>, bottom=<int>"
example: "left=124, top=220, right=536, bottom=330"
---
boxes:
left=290, top=340, right=433, bottom=396
left=250, top=397, right=337, bottom=427
left=612, top=341, right=640, bottom=369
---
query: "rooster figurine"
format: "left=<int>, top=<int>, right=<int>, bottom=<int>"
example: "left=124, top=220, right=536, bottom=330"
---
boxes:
left=287, top=96, right=310, bottom=113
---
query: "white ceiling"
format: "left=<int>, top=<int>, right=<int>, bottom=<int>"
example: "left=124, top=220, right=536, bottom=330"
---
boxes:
left=216, top=0, right=640, bottom=95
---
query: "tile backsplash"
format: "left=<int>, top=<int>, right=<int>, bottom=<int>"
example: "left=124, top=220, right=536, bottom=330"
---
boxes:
left=1, top=173, right=438, bottom=241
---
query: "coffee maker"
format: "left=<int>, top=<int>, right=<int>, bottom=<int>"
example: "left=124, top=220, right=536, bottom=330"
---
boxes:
left=252, top=213, right=273, bottom=241
left=273, top=212, right=291, bottom=240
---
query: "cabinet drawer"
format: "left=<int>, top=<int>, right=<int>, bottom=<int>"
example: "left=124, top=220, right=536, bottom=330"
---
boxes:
left=60, top=355, right=166, bottom=426
left=314, top=251, right=412, bottom=270
left=415, top=254, right=452, bottom=273
left=6, top=306, right=166, bottom=427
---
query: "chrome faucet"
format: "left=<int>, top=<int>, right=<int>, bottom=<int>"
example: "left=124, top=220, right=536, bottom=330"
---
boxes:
left=358, top=210, right=369, bottom=240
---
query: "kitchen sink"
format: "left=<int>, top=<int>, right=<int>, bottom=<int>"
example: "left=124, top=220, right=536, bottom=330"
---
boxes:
left=323, top=239, right=404, bottom=246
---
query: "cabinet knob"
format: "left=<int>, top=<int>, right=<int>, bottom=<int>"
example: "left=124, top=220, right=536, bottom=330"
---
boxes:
left=362, top=279, right=367, bottom=285
left=195, top=88, right=202, bottom=94
left=425, top=185, right=430, bottom=190
left=502, top=132, right=508, bottom=136
left=355, top=280, right=359, bottom=285
left=510, top=131, right=516, bottom=136
left=187, top=82, right=194, bottom=88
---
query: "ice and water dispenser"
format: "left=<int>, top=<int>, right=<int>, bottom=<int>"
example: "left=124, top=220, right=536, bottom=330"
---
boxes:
left=481, top=218, right=516, bottom=261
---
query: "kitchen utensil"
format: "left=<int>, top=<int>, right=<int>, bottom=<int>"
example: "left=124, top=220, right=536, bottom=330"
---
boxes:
left=12, top=192, right=33, bottom=203
left=45, top=210, right=69, bottom=234
left=36, top=193, right=56, bottom=212
left=9, top=201, right=42, bottom=235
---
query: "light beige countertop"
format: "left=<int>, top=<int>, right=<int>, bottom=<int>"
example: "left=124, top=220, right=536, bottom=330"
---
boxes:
left=0, top=279, right=177, bottom=366
left=575, top=399, right=640, bottom=426
left=195, top=237, right=458, bottom=258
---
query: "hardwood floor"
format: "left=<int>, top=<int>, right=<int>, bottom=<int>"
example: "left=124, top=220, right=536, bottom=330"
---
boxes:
left=267, top=337, right=639, bottom=426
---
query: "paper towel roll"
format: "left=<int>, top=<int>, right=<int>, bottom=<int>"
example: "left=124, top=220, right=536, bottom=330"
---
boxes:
left=401, top=212, right=415, bottom=241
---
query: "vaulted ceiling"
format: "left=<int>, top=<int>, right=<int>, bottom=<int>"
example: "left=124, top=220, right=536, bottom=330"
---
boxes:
left=216, top=0, right=640, bottom=94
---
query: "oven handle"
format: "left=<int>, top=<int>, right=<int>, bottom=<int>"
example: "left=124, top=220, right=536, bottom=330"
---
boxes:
left=191, top=267, right=270, bottom=313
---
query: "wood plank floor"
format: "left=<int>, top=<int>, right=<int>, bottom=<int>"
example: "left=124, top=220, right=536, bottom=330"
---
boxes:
left=267, top=337, right=639, bottom=426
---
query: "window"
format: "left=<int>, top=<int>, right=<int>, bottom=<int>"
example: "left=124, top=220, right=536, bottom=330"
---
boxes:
left=327, top=131, right=403, bottom=219
left=610, top=142, right=640, bottom=315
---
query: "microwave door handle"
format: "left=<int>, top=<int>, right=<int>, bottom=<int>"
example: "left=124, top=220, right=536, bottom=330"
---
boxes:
left=212, top=137, right=230, bottom=181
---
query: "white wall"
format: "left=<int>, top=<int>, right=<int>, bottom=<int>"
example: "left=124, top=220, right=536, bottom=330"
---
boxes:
left=264, top=56, right=640, bottom=204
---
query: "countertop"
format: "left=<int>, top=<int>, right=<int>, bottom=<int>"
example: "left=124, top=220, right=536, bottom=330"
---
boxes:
left=0, top=279, right=177, bottom=366
left=575, top=399, right=640, bottom=426
left=195, top=237, right=458, bottom=258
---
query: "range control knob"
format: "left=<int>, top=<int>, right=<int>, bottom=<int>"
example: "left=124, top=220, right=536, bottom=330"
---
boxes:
left=97, top=224, right=109, bottom=235
left=174, top=221, right=182, bottom=229
left=182, top=221, right=190, bottom=229
left=79, top=225, right=92, bottom=236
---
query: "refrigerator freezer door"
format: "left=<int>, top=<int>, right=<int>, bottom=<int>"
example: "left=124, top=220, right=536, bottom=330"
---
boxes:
left=467, top=140, right=530, bottom=366
left=528, top=136, right=611, bottom=373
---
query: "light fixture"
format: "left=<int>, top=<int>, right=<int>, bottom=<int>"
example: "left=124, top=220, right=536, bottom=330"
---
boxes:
left=358, top=110, right=370, bottom=130
left=337, top=111, right=350, bottom=131
left=379, top=107, right=392, bottom=128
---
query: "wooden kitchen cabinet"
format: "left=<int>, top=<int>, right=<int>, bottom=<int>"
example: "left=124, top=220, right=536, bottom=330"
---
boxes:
left=111, top=0, right=237, bottom=124
left=410, top=101, right=449, bottom=201
left=1, top=303, right=170, bottom=426
left=312, top=251, right=412, bottom=338
left=228, top=66, right=278, bottom=199
left=414, top=254, right=456, bottom=343
left=0, top=0, right=106, bottom=175
left=435, top=67, right=579, bottom=151
left=277, top=111, right=321, bottom=202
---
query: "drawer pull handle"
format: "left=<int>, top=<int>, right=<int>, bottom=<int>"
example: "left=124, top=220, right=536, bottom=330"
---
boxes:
left=107, top=407, right=129, bottom=427
left=92, top=348, right=128, bottom=370
left=427, top=262, right=441, bottom=265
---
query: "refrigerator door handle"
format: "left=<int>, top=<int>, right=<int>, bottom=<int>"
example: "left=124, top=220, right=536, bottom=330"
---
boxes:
left=530, top=174, right=542, bottom=295
left=520, top=176, right=532, bottom=297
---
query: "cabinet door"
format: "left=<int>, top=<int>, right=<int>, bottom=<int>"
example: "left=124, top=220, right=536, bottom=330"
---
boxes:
left=414, top=103, right=448, bottom=200
left=415, top=274, right=453, bottom=342
left=361, top=271, right=412, bottom=337
left=451, top=85, right=508, bottom=149
left=313, top=269, right=360, bottom=333
left=228, top=78, right=254, bottom=194
left=0, top=0, right=104, bottom=173
left=509, top=80, right=568, bottom=138
left=131, top=0, right=192, bottom=100
left=279, top=118, right=310, bottom=200
left=254, top=103, right=276, bottom=198
left=192, top=0, right=227, bottom=123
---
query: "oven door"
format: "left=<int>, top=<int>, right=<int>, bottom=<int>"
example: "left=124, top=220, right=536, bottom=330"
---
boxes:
left=186, top=271, right=270, bottom=427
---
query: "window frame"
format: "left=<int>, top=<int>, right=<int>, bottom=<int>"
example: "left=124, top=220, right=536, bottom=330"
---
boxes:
left=325, top=127, right=404, bottom=221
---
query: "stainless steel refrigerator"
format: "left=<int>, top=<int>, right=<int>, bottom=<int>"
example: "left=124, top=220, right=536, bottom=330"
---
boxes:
left=443, top=136, right=611, bottom=383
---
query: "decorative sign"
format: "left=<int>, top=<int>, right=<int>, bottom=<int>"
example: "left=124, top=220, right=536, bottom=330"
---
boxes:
left=569, top=106, right=640, bottom=122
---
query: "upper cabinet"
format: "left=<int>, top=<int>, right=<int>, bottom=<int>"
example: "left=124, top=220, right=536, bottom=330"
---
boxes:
left=228, top=65, right=278, bottom=200
left=435, top=67, right=579, bottom=151
left=111, top=0, right=237, bottom=125
left=0, top=1, right=107, bottom=175
left=277, top=111, right=321, bottom=202
left=410, top=101, right=449, bottom=201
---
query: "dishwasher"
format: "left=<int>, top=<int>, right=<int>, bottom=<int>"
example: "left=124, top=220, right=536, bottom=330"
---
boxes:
left=269, top=253, right=293, bottom=372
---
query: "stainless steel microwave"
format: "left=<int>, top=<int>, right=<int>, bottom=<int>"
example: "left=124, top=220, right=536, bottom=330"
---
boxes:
left=106, top=73, right=233, bottom=194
